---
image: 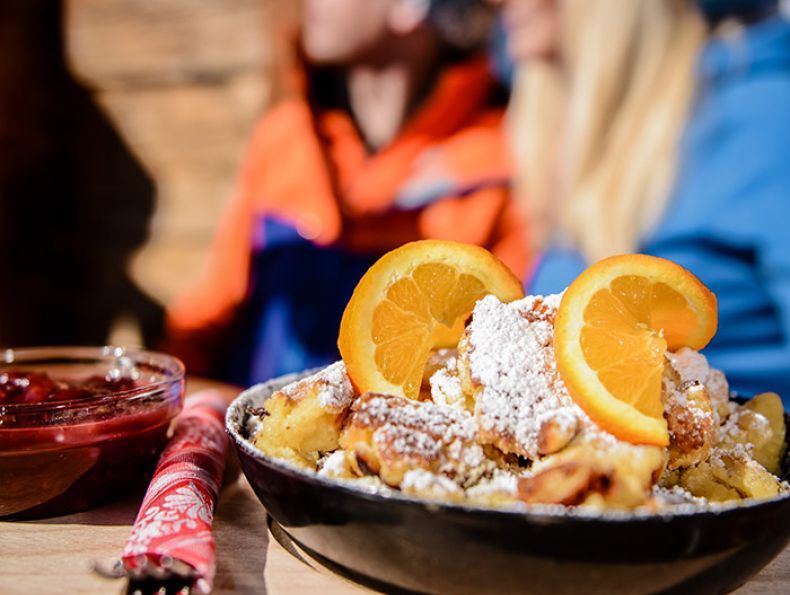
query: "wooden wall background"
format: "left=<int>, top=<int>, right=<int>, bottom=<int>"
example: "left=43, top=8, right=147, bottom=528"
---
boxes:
left=66, top=0, right=296, bottom=308
left=0, top=0, right=296, bottom=347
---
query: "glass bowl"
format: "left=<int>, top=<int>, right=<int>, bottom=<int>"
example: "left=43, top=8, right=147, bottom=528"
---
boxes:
left=0, top=346, right=184, bottom=520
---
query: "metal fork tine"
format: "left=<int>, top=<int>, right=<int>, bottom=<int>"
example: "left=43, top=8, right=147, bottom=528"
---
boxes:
left=125, top=576, right=192, bottom=595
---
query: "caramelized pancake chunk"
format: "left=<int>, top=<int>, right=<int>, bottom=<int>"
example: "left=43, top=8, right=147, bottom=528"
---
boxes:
left=339, top=392, right=493, bottom=487
left=253, top=362, right=355, bottom=469
left=663, top=352, right=717, bottom=470
left=519, top=436, right=666, bottom=509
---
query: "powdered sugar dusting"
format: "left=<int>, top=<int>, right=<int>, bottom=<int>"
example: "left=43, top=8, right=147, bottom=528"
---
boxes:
left=374, top=424, right=443, bottom=462
left=652, top=485, right=707, bottom=507
left=463, top=293, right=586, bottom=458
left=719, top=406, right=769, bottom=455
left=429, top=356, right=466, bottom=409
left=401, top=470, right=464, bottom=499
left=280, top=361, right=354, bottom=413
left=705, top=368, right=730, bottom=418
left=663, top=377, right=715, bottom=437
left=709, top=444, right=766, bottom=473
left=706, top=369, right=729, bottom=401
left=349, top=393, right=492, bottom=484
left=666, top=348, right=710, bottom=385
left=466, top=471, right=520, bottom=501
left=317, top=451, right=351, bottom=478
left=537, top=407, right=578, bottom=436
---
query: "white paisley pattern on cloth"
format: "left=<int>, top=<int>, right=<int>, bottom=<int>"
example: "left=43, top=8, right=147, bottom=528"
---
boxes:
left=162, top=416, right=226, bottom=457
left=121, top=391, right=229, bottom=592
left=124, top=481, right=213, bottom=555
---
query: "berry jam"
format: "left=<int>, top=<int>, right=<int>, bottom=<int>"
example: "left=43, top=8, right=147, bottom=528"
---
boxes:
left=0, top=363, right=183, bottom=520
left=0, top=371, right=138, bottom=405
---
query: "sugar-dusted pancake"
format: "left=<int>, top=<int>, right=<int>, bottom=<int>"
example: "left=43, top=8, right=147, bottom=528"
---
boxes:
left=254, top=362, right=355, bottom=468
left=458, top=294, right=583, bottom=459
left=340, top=391, right=494, bottom=487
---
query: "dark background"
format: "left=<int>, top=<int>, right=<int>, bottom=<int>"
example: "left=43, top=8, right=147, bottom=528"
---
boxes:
left=0, top=0, right=293, bottom=347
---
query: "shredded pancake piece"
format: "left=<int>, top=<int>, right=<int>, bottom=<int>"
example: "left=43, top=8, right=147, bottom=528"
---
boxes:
left=339, top=392, right=493, bottom=487
left=428, top=354, right=468, bottom=411
left=458, top=294, right=582, bottom=459
left=253, top=362, right=355, bottom=469
left=278, top=361, right=355, bottom=413
left=520, top=435, right=666, bottom=508
left=663, top=351, right=717, bottom=469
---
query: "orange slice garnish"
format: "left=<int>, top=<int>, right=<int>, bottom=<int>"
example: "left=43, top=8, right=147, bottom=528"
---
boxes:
left=338, top=240, right=524, bottom=399
left=554, top=254, right=718, bottom=446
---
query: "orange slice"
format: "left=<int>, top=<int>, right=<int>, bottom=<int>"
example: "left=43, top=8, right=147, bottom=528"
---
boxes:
left=554, top=254, right=718, bottom=446
left=338, top=240, right=524, bottom=399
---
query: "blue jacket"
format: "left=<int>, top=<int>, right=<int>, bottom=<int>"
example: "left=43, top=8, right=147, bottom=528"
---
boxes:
left=529, top=16, right=790, bottom=405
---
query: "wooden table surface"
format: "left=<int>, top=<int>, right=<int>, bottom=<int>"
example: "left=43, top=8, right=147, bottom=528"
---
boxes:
left=1, top=379, right=788, bottom=594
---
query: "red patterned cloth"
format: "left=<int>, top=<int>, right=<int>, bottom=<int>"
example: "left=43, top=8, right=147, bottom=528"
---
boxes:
left=122, top=389, right=229, bottom=593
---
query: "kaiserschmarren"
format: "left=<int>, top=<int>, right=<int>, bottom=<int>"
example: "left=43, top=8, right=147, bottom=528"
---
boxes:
left=250, top=294, right=787, bottom=511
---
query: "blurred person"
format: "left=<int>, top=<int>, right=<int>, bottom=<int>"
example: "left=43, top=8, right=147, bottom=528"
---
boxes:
left=502, top=0, right=790, bottom=401
left=165, top=0, right=530, bottom=384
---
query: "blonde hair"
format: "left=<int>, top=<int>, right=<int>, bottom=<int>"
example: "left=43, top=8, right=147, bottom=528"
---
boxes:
left=510, top=0, right=707, bottom=261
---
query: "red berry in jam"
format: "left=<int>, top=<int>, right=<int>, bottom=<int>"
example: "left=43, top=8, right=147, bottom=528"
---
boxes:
left=0, top=371, right=139, bottom=405
left=0, top=372, right=58, bottom=404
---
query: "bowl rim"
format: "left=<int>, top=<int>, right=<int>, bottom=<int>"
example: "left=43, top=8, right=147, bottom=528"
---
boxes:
left=0, top=345, right=185, bottom=414
left=226, top=370, right=790, bottom=524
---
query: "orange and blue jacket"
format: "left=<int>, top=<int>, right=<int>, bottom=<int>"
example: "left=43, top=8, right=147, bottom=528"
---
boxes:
left=165, top=56, right=530, bottom=385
